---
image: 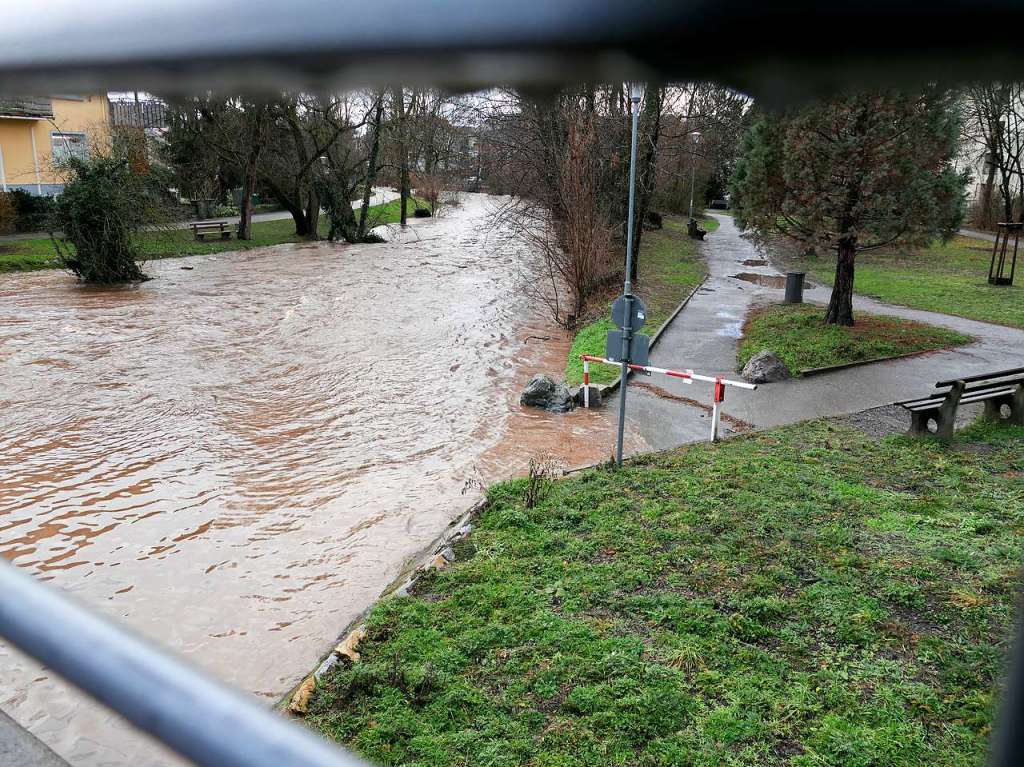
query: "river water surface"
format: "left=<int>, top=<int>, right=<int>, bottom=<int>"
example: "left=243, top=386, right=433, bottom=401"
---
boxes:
left=0, top=194, right=642, bottom=766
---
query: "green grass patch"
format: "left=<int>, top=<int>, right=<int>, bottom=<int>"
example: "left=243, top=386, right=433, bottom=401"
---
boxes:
left=792, top=235, right=1024, bottom=329
left=306, top=418, right=1024, bottom=766
left=565, top=215, right=716, bottom=386
left=0, top=197, right=423, bottom=274
left=738, top=303, right=974, bottom=375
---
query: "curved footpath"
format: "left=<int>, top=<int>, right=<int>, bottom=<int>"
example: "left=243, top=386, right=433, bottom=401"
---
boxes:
left=616, top=213, right=1024, bottom=449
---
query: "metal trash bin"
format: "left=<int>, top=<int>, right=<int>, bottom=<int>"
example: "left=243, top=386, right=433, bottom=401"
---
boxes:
left=784, top=272, right=805, bottom=303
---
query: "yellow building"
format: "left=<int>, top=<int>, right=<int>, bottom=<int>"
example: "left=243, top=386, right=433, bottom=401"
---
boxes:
left=0, top=95, right=110, bottom=195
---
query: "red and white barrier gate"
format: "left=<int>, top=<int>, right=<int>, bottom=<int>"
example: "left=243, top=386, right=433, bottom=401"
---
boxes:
left=580, top=355, right=757, bottom=442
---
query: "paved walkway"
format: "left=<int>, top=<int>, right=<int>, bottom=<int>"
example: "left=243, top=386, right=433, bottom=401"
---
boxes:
left=0, top=188, right=400, bottom=242
left=959, top=227, right=997, bottom=243
left=616, top=213, right=1024, bottom=450
left=0, top=710, right=69, bottom=767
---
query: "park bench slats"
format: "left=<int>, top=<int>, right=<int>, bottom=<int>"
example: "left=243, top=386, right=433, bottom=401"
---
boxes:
left=935, top=366, right=1024, bottom=387
left=898, top=368, right=1024, bottom=440
left=190, top=220, right=237, bottom=241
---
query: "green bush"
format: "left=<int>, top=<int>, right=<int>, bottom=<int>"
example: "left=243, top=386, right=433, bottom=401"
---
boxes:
left=52, top=156, right=151, bottom=283
left=7, top=189, right=55, bottom=232
left=0, top=192, right=17, bottom=234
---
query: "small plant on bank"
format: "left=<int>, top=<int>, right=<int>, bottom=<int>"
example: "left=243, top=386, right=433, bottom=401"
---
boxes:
left=524, top=454, right=559, bottom=509
left=51, top=155, right=160, bottom=283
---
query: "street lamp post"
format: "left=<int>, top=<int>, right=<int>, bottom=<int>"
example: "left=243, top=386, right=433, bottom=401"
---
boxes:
left=688, top=130, right=701, bottom=223
left=614, top=82, right=644, bottom=466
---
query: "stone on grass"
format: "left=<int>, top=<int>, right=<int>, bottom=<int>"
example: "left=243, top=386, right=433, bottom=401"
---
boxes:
left=742, top=350, right=792, bottom=383
left=520, top=374, right=576, bottom=413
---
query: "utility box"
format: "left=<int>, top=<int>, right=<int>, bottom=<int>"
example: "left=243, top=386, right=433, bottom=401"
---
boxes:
left=784, top=272, right=806, bottom=303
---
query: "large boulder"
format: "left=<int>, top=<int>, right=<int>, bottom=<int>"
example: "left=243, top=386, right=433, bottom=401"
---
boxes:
left=520, top=374, right=576, bottom=413
left=742, top=350, right=792, bottom=383
left=573, top=385, right=602, bottom=408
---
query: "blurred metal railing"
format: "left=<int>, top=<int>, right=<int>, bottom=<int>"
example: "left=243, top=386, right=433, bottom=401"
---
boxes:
left=0, top=560, right=368, bottom=767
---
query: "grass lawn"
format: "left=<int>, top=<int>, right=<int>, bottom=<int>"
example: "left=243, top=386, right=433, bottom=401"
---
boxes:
left=791, top=236, right=1024, bottom=330
left=305, top=418, right=1023, bottom=766
left=0, top=197, right=422, bottom=274
left=738, top=303, right=974, bottom=375
left=565, top=215, right=719, bottom=386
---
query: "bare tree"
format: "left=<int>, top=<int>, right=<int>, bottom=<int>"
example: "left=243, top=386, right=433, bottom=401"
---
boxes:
left=963, top=83, right=1024, bottom=225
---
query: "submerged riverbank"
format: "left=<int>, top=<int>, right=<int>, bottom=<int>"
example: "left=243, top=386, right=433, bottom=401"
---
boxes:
left=0, top=193, right=641, bottom=766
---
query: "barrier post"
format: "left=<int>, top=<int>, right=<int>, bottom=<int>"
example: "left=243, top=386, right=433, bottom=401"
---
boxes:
left=711, top=376, right=724, bottom=442
left=583, top=359, right=590, bottom=408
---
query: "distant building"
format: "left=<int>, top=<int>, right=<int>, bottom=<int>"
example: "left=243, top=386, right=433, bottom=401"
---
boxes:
left=0, top=95, right=110, bottom=195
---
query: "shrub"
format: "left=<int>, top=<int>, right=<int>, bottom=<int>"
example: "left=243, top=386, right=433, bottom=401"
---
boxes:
left=51, top=156, right=152, bottom=283
left=412, top=207, right=432, bottom=218
left=645, top=210, right=663, bottom=229
left=411, top=172, right=446, bottom=216
left=0, top=193, right=17, bottom=234
left=7, top=189, right=55, bottom=232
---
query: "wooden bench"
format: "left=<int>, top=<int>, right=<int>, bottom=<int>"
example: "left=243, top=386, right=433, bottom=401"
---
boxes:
left=190, top=220, right=237, bottom=241
left=898, top=366, right=1024, bottom=441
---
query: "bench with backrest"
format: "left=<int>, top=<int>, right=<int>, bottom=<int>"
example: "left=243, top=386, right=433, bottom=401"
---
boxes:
left=898, top=366, right=1024, bottom=440
left=190, top=220, right=237, bottom=241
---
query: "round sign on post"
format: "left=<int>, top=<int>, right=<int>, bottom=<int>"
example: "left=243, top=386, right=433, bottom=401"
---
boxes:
left=611, top=294, right=647, bottom=331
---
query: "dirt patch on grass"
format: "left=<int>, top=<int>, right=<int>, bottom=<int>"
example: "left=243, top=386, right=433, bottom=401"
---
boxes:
left=634, top=381, right=754, bottom=432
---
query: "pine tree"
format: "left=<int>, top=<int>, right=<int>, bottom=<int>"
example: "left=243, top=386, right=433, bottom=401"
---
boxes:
left=731, top=89, right=967, bottom=325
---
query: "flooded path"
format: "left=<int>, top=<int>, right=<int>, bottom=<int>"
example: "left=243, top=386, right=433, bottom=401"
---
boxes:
left=0, top=194, right=641, bottom=766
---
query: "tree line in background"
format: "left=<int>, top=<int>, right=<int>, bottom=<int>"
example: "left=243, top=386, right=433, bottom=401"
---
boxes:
left=161, top=89, right=478, bottom=243
left=961, top=83, right=1024, bottom=227
left=478, top=84, right=748, bottom=328
left=9, top=80, right=993, bottom=330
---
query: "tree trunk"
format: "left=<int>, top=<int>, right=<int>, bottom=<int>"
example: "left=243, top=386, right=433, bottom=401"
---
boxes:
left=236, top=107, right=266, bottom=241
left=630, top=87, right=663, bottom=283
left=237, top=140, right=260, bottom=240
left=304, top=189, right=320, bottom=240
left=264, top=179, right=309, bottom=236
left=393, top=87, right=410, bottom=227
left=979, top=156, right=997, bottom=229
left=826, top=237, right=856, bottom=326
left=358, top=97, right=384, bottom=239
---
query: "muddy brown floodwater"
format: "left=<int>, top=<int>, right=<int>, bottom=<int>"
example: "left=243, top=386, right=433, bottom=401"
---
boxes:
left=0, top=194, right=644, bottom=766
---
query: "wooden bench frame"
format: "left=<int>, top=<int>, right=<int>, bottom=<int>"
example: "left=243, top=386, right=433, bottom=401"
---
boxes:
left=190, top=220, right=237, bottom=241
left=898, top=366, right=1024, bottom=441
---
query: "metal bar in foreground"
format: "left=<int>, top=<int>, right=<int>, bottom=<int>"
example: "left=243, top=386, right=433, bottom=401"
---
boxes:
left=0, top=561, right=369, bottom=767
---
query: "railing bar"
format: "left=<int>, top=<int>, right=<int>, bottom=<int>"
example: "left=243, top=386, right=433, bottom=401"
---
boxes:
left=0, top=561, right=368, bottom=767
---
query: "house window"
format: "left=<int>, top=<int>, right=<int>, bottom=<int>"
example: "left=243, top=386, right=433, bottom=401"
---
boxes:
left=50, top=131, right=88, bottom=164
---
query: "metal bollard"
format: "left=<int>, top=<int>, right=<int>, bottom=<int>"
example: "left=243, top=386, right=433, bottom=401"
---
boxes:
left=583, top=359, right=590, bottom=408
left=710, top=377, right=725, bottom=442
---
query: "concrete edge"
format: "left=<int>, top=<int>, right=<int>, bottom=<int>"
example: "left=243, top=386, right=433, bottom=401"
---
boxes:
left=798, top=346, right=960, bottom=378
left=0, top=709, right=71, bottom=767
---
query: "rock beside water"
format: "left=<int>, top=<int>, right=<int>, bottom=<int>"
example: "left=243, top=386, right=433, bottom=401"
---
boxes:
left=742, top=350, right=792, bottom=383
left=520, top=374, right=576, bottom=413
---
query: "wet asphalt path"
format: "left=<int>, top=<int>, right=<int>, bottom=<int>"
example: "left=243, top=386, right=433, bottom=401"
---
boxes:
left=614, top=213, right=1024, bottom=448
